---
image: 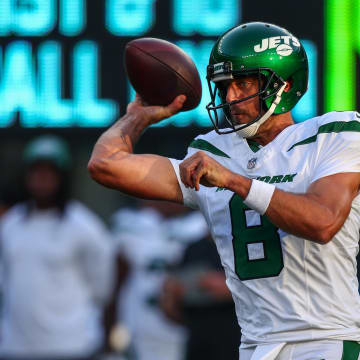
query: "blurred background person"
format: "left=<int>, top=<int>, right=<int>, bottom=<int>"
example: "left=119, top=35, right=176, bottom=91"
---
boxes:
left=0, top=135, right=115, bottom=360
left=0, top=181, right=22, bottom=340
left=161, top=233, right=240, bottom=360
left=110, top=201, right=208, bottom=360
left=0, top=182, right=20, bottom=218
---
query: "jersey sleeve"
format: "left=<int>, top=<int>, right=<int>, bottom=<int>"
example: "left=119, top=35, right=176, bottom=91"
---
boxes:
left=311, top=115, right=360, bottom=183
left=169, top=130, right=229, bottom=209
left=168, top=157, right=199, bottom=209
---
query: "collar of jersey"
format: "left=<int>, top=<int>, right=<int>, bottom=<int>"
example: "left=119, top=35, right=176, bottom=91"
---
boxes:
left=235, top=123, right=296, bottom=155
left=246, top=139, right=262, bottom=153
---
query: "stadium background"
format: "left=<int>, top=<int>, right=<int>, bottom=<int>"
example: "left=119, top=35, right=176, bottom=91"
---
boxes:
left=0, top=0, right=358, bottom=220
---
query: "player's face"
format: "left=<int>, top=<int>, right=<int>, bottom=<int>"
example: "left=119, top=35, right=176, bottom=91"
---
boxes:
left=25, top=162, right=61, bottom=201
left=225, top=75, right=263, bottom=125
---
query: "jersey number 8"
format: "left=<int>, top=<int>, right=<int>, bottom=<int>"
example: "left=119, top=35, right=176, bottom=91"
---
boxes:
left=229, top=194, right=284, bottom=280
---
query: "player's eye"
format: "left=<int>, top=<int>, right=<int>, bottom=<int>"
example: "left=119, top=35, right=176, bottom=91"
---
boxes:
left=235, top=80, right=253, bottom=89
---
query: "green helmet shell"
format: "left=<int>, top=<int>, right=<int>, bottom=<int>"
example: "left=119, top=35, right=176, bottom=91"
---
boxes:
left=209, top=22, right=308, bottom=114
left=23, top=135, right=71, bottom=171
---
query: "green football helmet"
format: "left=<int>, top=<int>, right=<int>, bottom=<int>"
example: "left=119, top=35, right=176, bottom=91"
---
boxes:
left=206, top=22, right=308, bottom=137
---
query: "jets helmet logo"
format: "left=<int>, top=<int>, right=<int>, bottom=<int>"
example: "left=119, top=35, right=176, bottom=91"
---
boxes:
left=254, top=36, right=300, bottom=56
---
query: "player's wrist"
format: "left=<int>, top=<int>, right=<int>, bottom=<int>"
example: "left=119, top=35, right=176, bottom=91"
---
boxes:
left=122, top=110, right=153, bottom=129
left=225, top=172, right=251, bottom=197
left=244, top=180, right=275, bottom=215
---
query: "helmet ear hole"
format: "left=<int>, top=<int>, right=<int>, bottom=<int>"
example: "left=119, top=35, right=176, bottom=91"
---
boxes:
left=284, top=78, right=293, bottom=93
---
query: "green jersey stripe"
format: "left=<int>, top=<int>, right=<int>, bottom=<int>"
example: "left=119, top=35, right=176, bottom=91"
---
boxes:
left=189, top=139, right=231, bottom=158
left=288, top=121, right=360, bottom=152
left=341, top=340, right=360, bottom=360
left=246, top=139, right=261, bottom=153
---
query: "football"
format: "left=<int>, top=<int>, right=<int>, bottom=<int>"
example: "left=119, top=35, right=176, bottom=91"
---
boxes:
left=124, top=38, right=202, bottom=111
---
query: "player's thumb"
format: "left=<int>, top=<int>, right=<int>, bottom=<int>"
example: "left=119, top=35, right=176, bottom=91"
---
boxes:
left=165, top=95, right=187, bottom=117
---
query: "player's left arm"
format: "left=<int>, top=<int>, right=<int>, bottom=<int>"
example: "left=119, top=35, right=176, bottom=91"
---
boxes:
left=263, top=172, right=360, bottom=244
left=180, top=151, right=360, bottom=244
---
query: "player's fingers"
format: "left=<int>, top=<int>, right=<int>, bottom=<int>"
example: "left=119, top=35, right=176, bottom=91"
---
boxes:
left=132, top=93, right=150, bottom=107
left=180, top=157, right=200, bottom=188
left=192, top=163, right=206, bottom=191
left=180, top=163, right=194, bottom=188
left=180, top=152, right=208, bottom=188
left=133, top=93, right=143, bottom=104
left=139, top=95, right=150, bottom=107
left=127, top=93, right=144, bottom=111
left=164, top=95, right=186, bottom=117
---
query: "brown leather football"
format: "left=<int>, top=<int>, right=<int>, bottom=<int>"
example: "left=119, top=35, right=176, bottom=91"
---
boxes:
left=124, top=38, right=202, bottom=111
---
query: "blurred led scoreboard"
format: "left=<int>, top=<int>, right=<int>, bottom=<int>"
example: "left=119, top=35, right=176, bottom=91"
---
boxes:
left=0, top=0, right=358, bottom=129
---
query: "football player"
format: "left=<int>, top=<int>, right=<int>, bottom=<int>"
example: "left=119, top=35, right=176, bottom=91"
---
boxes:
left=88, top=22, right=360, bottom=359
left=0, top=135, right=115, bottom=358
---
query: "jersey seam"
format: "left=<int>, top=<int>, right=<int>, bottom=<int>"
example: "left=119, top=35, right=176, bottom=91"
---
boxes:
left=303, top=239, right=314, bottom=340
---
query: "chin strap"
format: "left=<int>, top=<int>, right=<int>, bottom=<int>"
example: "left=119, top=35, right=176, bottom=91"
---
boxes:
left=236, top=83, right=287, bottom=139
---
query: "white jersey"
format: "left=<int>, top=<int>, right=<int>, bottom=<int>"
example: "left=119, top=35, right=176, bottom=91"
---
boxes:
left=112, top=208, right=185, bottom=343
left=112, top=208, right=207, bottom=360
left=0, top=201, right=114, bottom=357
left=170, top=111, right=360, bottom=347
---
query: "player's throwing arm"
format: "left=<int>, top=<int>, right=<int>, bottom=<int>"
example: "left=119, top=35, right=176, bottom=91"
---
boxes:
left=88, top=94, right=186, bottom=202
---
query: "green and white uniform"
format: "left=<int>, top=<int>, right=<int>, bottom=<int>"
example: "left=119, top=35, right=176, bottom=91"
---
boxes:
left=169, top=111, right=360, bottom=348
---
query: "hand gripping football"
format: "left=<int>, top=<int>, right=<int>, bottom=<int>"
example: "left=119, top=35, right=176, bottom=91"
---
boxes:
left=124, top=38, right=202, bottom=111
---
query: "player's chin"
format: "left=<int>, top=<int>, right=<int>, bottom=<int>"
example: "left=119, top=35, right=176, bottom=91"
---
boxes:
left=231, top=113, right=250, bottom=125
